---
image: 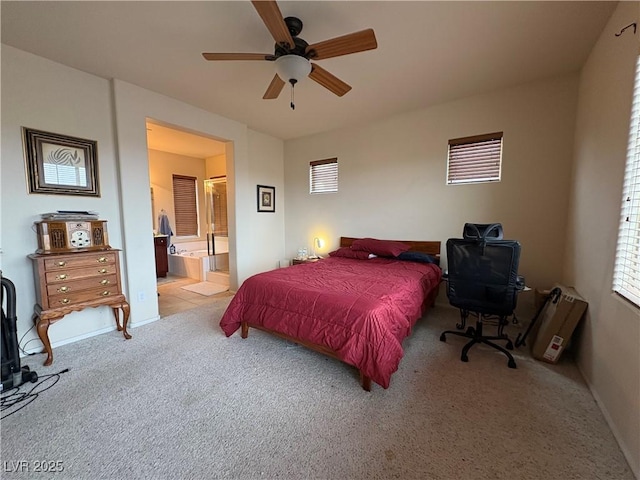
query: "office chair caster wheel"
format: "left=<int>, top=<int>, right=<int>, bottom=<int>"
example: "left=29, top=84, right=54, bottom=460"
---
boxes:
left=461, top=353, right=469, bottom=362
left=439, top=333, right=446, bottom=342
left=508, top=359, right=517, bottom=369
left=506, top=340, right=514, bottom=350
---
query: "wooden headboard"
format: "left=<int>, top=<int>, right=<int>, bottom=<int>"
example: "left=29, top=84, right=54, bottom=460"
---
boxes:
left=339, top=237, right=441, bottom=257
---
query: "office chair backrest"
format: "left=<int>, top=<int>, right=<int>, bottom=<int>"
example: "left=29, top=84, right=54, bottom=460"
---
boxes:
left=446, top=238, right=521, bottom=316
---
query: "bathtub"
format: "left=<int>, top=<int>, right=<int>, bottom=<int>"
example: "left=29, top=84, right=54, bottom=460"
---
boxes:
left=167, top=238, right=229, bottom=281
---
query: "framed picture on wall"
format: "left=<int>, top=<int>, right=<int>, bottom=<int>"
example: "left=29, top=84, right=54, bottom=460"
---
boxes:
left=22, top=127, right=100, bottom=196
left=257, top=185, right=275, bottom=213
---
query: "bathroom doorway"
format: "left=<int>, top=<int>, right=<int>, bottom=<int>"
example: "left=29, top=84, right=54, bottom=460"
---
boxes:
left=146, top=120, right=231, bottom=315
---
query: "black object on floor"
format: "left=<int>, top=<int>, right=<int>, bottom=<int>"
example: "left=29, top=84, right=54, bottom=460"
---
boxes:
left=1, top=273, right=38, bottom=391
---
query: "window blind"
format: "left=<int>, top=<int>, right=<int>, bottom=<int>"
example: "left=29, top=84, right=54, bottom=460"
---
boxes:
left=172, top=175, right=198, bottom=236
left=310, top=158, right=338, bottom=194
left=613, top=56, right=640, bottom=307
left=447, top=132, right=503, bottom=185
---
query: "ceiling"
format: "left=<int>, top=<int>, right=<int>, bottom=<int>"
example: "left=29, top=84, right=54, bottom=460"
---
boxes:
left=146, top=121, right=226, bottom=158
left=1, top=1, right=616, bottom=142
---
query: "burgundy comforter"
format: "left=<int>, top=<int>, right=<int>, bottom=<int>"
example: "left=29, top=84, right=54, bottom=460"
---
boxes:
left=219, top=256, right=442, bottom=388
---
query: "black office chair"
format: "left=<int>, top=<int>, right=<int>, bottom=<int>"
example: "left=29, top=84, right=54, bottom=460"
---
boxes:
left=440, top=225, right=523, bottom=368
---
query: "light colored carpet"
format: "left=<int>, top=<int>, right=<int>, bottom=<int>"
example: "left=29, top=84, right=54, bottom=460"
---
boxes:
left=181, top=281, right=229, bottom=296
left=1, top=296, right=634, bottom=480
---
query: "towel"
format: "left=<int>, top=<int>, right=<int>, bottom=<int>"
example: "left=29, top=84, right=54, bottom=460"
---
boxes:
left=158, top=213, right=173, bottom=245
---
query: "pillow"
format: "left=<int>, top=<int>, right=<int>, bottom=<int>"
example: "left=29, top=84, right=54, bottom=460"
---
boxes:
left=328, top=247, right=372, bottom=260
left=397, top=250, right=440, bottom=266
left=350, top=238, right=410, bottom=257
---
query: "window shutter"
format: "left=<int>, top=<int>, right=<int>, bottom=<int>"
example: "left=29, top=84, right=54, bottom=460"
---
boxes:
left=447, top=132, right=503, bottom=185
left=310, top=158, right=338, bottom=194
left=172, top=175, right=198, bottom=236
left=613, top=56, right=640, bottom=307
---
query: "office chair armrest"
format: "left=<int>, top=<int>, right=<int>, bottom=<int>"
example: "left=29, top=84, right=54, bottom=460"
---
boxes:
left=516, top=275, right=525, bottom=291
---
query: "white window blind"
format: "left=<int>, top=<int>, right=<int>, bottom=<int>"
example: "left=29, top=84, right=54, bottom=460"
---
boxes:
left=613, top=56, right=640, bottom=308
left=172, top=175, right=198, bottom=236
left=310, top=158, right=338, bottom=194
left=447, top=132, right=503, bottom=185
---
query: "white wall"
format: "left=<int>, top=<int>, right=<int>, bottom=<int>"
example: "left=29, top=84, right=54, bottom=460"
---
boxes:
left=206, top=153, right=226, bottom=178
left=284, top=75, right=579, bottom=292
left=1, top=45, right=124, bottom=347
left=1, top=46, right=285, bottom=356
left=247, top=129, right=286, bottom=273
left=566, top=2, right=640, bottom=475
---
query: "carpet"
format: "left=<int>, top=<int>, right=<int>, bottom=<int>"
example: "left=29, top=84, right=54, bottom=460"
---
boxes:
left=181, top=281, right=229, bottom=296
left=1, top=299, right=634, bottom=480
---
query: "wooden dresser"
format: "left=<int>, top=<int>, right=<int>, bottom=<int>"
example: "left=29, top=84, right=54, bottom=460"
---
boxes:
left=29, top=249, right=131, bottom=366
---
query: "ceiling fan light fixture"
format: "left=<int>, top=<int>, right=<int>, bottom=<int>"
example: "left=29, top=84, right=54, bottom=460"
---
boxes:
left=275, top=55, right=311, bottom=84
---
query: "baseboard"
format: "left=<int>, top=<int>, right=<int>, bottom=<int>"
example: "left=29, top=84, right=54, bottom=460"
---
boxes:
left=130, top=315, right=161, bottom=328
left=20, top=315, right=161, bottom=358
left=577, top=363, right=639, bottom=479
left=21, top=324, right=117, bottom=357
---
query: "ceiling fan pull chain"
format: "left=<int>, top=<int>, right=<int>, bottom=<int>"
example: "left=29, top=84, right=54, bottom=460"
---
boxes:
left=290, top=79, right=297, bottom=110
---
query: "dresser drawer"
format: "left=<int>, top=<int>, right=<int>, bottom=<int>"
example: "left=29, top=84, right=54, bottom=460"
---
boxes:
left=45, top=274, right=119, bottom=297
left=43, top=252, right=117, bottom=271
left=48, top=286, right=122, bottom=308
left=45, top=264, right=117, bottom=284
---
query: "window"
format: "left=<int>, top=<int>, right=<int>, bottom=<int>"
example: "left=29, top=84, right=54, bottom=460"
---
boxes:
left=310, top=158, right=338, bottom=194
left=613, top=56, right=640, bottom=307
left=447, top=132, right=503, bottom=185
left=172, top=175, right=198, bottom=236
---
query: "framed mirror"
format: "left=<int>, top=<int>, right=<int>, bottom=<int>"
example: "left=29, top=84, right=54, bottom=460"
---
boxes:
left=22, top=127, right=100, bottom=197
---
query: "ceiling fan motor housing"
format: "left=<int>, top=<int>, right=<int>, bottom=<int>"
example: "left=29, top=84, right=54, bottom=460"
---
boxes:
left=275, top=35, right=309, bottom=58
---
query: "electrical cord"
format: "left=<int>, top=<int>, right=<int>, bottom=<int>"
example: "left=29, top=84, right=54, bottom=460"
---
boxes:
left=18, top=324, right=40, bottom=356
left=1, top=368, right=69, bottom=419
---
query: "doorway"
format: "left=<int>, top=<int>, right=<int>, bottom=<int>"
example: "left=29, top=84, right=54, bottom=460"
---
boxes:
left=146, top=120, right=231, bottom=316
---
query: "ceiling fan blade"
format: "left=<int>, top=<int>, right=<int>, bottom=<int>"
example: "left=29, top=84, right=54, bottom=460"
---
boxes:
left=202, top=53, right=273, bottom=61
left=263, top=74, right=285, bottom=99
left=251, top=0, right=295, bottom=50
left=306, top=29, right=377, bottom=60
left=309, top=64, right=352, bottom=97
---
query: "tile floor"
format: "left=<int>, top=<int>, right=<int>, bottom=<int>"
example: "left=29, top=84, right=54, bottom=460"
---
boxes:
left=156, top=274, right=232, bottom=317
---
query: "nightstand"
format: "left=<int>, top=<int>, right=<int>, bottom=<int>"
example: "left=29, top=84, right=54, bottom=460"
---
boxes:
left=291, top=257, right=321, bottom=265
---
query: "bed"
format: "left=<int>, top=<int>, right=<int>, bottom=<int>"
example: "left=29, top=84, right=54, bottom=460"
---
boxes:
left=219, top=237, right=442, bottom=390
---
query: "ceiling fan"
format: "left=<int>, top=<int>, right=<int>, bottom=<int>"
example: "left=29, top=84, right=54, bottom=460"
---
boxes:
left=202, top=0, right=377, bottom=109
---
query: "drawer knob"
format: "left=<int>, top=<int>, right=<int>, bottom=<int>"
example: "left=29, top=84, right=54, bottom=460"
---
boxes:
left=97, top=257, right=107, bottom=263
left=57, top=261, right=67, bottom=267
left=101, top=291, right=111, bottom=297
left=98, top=268, right=108, bottom=274
left=60, top=298, right=70, bottom=304
left=100, top=279, right=110, bottom=285
left=57, top=286, right=69, bottom=293
left=56, top=274, right=68, bottom=280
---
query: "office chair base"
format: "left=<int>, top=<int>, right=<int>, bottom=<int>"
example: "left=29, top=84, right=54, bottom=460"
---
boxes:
left=440, top=320, right=517, bottom=369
